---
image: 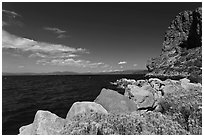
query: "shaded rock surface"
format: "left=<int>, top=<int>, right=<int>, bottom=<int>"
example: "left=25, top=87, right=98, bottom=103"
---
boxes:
left=66, top=101, right=108, bottom=120
left=94, top=88, right=138, bottom=113
left=146, top=7, right=202, bottom=83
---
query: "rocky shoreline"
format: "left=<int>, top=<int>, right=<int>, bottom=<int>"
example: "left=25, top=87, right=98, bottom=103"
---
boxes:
left=19, top=77, right=202, bottom=135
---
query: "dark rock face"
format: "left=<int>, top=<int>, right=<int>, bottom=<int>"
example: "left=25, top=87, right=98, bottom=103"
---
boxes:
left=146, top=7, right=202, bottom=83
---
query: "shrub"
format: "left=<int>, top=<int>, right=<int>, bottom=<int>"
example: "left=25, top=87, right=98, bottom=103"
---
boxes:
left=158, top=84, right=202, bottom=134
left=61, top=111, right=189, bottom=135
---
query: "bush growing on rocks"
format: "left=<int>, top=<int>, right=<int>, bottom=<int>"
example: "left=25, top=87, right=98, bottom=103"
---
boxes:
left=158, top=84, right=202, bottom=134
left=61, top=111, right=189, bottom=135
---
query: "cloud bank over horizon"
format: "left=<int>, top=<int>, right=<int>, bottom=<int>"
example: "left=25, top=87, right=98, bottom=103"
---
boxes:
left=2, top=29, right=109, bottom=69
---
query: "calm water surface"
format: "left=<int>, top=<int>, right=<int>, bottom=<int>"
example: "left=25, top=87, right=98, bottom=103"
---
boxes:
left=2, top=74, right=146, bottom=135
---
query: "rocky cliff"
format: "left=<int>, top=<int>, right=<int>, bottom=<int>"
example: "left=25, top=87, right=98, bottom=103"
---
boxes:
left=146, top=7, right=202, bottom=83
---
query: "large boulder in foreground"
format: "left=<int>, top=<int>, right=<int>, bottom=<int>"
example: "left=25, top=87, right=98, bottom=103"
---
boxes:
left=94, top=88, right=138, bottom=113
left=66, top=101, right=108, bottom=120
left=146, top=7, right=202, bottom=83
left=19, top=110, right=65, bottom=135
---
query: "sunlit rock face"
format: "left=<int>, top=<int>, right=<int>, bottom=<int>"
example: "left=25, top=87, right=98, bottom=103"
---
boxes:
left=19, top=110, right=66, bottom=135
left=146, top=7, right=202, bottom=83
left=66, top=101, right=108, bottom=120
left=94, top=88, right=138, bottom=113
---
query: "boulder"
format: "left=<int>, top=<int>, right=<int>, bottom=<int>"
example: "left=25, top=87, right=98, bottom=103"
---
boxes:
left=162, top=84, right=181, bottom=95
left=180, top=78, right=202, bottom=90
left=19, top=110, right=65, bottom=135
left=180, top=78, right=190, bottom=84
left=163, top=79, right=180, bottom=85
left=149, top=78, right=165, bottom=91
left=66, top=101, right=108, bottom=120
left=94, top=88, right=137, bottom=113
left=125, top=85, right=156, bottom=109
left=141, top=84, right=163, bottom=99
left=19, top=124, right=34, bottom=135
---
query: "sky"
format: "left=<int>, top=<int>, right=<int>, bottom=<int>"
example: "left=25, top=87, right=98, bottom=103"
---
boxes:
left=2, top=2, right=202, bottom=73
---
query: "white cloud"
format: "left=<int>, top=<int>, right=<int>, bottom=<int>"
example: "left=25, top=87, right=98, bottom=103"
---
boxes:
left=36, top=58, right=107, bottom=68
left=29, top=52, right=78, bottom=59
left=44, top=27, right=66, bottom=34
left=101, top=64, right=109, bottom=68
left=3, top=9, right=23, bottom=27
left=3, top=30, right=109, bottom=69
left=57, top=34, right=67, bottom=39
left=29, top=53, right=48, bottom=58
left=118, top=61, right=127, bottom=65
left=44, top=27, right=68, bottom=39
left=113, top=69, right=122, bottom=72
left=3, top=9, right=21, bottom=18
left=2, top=30, right=85, bottom=54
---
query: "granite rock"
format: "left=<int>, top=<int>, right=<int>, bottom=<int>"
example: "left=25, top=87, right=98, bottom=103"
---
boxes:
left=19, top=110, right=65, bottom=135
left=94, top=88, right=138, bottom=113
left=124, top=85, right=156, bottom=109
left=66, top=101, right=108, bottom=120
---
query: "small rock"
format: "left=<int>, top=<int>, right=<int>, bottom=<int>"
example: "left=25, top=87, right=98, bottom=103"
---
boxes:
left=180, top=78, right=190, bottom=84
left=179, top=78, right=202, bottom=90
left=136, top=79, right=148, bottom=87
left=149, top=78, right=164, bottom=91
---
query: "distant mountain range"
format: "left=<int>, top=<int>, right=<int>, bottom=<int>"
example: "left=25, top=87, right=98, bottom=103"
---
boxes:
left=2, top=70, right=148, bottom=76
